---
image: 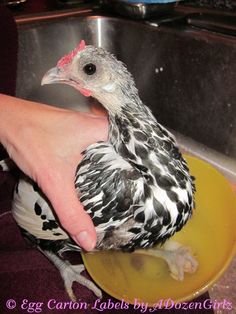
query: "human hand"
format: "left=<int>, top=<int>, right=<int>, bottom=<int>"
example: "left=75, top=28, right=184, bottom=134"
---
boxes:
left=0, top=94, right=108, bottom=251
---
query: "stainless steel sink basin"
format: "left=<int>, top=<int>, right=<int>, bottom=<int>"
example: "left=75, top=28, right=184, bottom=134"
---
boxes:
left=16, top=10, right=236, bottom=181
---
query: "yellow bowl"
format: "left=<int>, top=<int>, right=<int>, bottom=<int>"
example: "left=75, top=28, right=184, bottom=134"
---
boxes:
left=82, top=155, right=236, bottom=305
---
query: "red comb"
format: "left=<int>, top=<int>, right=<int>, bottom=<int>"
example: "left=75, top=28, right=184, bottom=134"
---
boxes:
left=57, top=40, right=86, bottom=68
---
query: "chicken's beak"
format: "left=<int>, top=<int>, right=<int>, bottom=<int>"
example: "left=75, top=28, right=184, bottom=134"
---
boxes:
left=41, top=66, right=93, bottom=98
left=41, top=67, right=64, bottom=86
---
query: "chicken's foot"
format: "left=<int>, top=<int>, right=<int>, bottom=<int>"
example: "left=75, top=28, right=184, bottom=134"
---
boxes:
left=134, top=240, right=198, bottom=281
left=39, top=248, right=102, bottom=301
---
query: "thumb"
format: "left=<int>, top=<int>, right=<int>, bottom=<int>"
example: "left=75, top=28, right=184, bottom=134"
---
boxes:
left=46, top=180, right=97, bottom=251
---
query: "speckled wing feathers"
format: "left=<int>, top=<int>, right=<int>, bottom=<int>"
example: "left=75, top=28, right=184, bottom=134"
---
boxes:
left=75, top=142, right=146, bottom=250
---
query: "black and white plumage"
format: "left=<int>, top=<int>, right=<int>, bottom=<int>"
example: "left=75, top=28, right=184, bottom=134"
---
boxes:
left=11, top=41, right=197, bottom=300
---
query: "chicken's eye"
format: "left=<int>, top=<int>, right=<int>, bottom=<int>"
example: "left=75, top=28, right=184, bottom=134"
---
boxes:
left=83, top=63, right=96, bottom=75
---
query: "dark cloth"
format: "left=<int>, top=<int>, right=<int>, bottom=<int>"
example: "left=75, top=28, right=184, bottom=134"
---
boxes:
left=0, top=5, right=18, bottom=96
left=0, top=5, right=213, bottom=314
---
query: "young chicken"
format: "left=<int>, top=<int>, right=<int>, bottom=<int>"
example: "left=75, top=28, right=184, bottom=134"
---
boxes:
left=12, top=40, right=198, bottom=300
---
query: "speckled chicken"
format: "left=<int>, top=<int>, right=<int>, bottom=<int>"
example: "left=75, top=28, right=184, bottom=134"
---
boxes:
left=11, top=40, right=198, bottom=300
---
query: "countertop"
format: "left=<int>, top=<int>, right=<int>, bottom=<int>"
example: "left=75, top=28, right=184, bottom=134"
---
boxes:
left=8, top=0, right=94, bottom=16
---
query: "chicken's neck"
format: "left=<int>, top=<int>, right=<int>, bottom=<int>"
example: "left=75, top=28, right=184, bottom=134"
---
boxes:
left=95, top=80, right=143, bottom=116
left=107, top=95, right=160, bottom=165
left=94, top=82, right=163, bottom=163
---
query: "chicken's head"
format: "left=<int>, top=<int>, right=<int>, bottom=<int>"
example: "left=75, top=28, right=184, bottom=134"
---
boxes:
left=41, top=40, right=138, bottom=115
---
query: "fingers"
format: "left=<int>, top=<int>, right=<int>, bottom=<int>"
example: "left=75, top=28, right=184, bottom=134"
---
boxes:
left=41, top=172, right=97, bottom=251
left=57, top=200, right=97, bottom=252
left=54, top=193, right=97, bottom=251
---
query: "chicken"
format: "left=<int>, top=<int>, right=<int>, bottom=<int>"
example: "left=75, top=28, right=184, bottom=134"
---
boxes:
left=11, top=40, right=198, bottom=300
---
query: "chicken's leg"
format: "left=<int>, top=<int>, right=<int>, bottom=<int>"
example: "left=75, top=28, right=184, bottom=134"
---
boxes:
left=134, top=240, right=198, bottom=281
left=39, top=248, right=102, bottom=301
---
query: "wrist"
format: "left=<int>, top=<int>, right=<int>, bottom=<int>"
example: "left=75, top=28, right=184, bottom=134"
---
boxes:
left=0, top=94, right=38, bottom=157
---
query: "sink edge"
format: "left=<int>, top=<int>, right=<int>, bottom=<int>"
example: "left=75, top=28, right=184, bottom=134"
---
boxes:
left=173, top=129, right=236, bottom=184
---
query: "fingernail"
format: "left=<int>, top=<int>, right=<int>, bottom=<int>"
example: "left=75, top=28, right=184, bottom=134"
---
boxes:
left=73, top=231, right=95, bottom=251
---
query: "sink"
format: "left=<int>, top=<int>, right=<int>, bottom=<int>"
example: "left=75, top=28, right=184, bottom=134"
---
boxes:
left=15, top=8, right=236, bottom=308
left=16, top=10, right=236, bottom=181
